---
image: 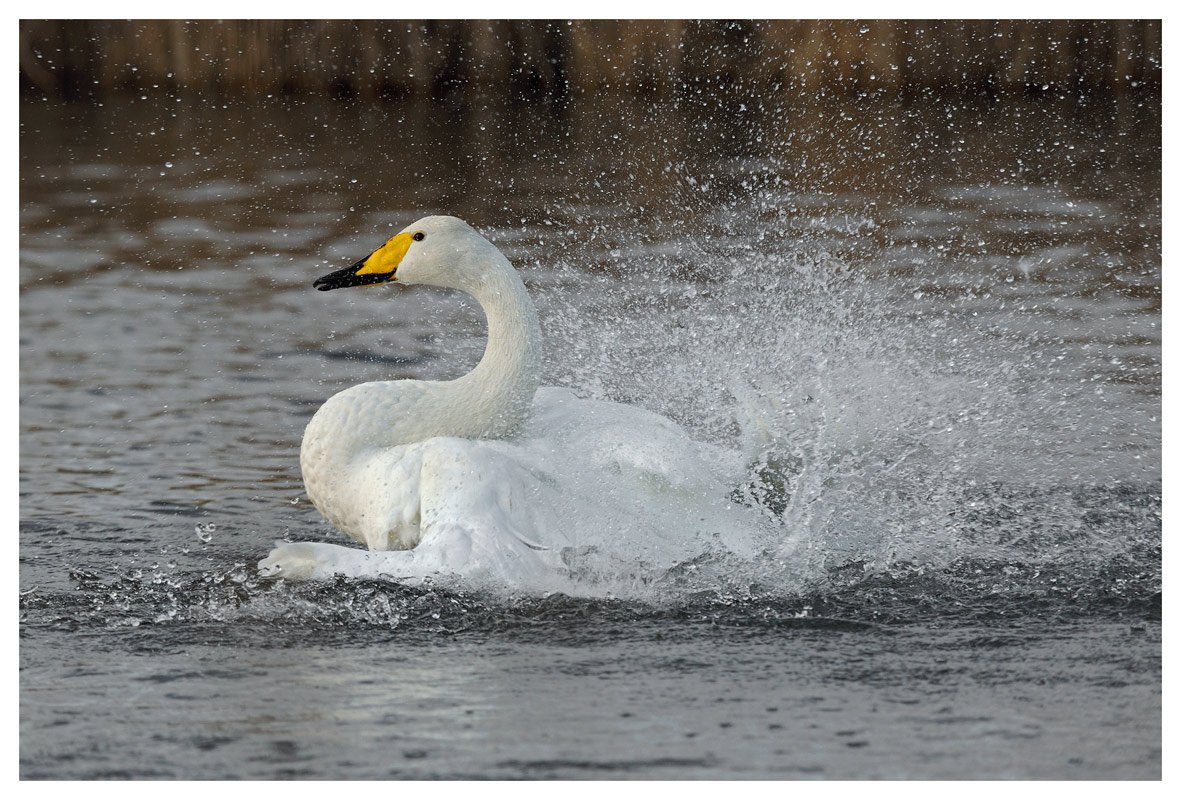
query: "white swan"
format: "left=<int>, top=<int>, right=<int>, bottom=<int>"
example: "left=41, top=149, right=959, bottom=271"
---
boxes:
left=258, top=216, right=763, bottom=592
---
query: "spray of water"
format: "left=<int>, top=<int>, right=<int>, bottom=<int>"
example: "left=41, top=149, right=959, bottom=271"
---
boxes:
left=529, top=181, right=1158, bottom=604
left=21, top=165, right=1159, bottom=626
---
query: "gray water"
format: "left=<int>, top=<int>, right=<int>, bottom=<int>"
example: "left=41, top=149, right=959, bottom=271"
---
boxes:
left=20, top=91, right=1160, bottom=779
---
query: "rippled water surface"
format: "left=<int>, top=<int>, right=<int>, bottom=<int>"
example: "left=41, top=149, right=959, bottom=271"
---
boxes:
left=20, top=92, right=1160, bottom=779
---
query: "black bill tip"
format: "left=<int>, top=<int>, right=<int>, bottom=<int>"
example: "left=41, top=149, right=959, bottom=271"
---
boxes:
left=313, top=257, right=391, bottom=291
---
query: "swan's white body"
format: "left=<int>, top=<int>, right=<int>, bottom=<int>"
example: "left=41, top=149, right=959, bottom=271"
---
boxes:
left=259, top=216, right=761, bottom=591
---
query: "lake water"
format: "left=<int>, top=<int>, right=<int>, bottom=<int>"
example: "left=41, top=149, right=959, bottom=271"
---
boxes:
left=19, top=91, right=1160, bottom=779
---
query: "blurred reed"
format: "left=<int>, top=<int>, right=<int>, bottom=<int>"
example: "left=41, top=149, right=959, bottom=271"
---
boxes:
left=20, top=20, right=1161, bottom=101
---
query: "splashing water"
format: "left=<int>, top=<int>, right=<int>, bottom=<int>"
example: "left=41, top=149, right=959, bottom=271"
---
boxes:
left=15, top=95, right=1158, bottom=612
left=523, top=182, right=1158, bottom=604
left=20, top=94, right=1159, bottom=779
left=22, top=180, right=1159, bottom=616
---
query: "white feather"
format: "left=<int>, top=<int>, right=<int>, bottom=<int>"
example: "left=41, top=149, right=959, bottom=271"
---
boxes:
left=259, top=216, right=763, bottom=592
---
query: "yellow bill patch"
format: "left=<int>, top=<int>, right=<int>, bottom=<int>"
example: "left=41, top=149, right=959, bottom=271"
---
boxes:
left=356, top=231, right=415, bottom=277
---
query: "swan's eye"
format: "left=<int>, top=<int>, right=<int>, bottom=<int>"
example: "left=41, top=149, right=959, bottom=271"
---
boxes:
left=413, top=232, right=425, bottom=242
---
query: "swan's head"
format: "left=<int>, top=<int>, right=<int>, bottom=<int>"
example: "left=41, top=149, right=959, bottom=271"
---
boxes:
left=313, top=215, right=500, bottom=293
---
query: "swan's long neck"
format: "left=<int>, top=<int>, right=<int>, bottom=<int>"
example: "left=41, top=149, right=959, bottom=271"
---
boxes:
left=447, top=256, right=542, bottom=438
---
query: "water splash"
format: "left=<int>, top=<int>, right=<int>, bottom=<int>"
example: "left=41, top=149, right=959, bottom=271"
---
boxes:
left=532, top=188, right=1159, bottom=600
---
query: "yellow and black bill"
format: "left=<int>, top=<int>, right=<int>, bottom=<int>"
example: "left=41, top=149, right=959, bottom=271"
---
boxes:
left=313, top=231, right=415, bottom=291
left=313, top=256, right=392, bottom=291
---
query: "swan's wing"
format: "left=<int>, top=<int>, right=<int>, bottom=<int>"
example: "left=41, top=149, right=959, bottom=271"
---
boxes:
left=527, top=387, right=764, bottom=561
left=529, top=387, right=734, bottom=492
left=278, top=386, right=764, bottom=589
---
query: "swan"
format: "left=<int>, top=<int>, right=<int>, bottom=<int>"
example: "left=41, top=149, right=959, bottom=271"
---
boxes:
left=258, top=215, right=763, bottom=591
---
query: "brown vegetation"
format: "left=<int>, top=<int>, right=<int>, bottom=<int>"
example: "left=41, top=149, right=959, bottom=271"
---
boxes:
left=19, top=20, right=1161, bottom=101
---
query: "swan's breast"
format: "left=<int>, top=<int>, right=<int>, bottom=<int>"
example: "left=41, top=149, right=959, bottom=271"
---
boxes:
left=300, top=380, right=430, bottom=536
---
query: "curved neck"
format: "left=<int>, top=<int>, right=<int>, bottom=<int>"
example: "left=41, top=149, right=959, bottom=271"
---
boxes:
left=447, top=258, right=542, bottom=438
